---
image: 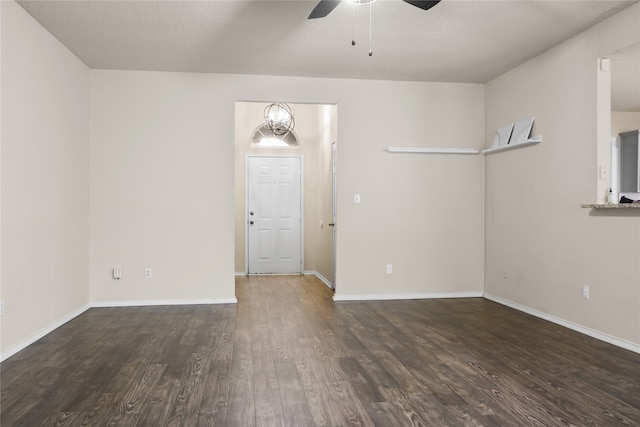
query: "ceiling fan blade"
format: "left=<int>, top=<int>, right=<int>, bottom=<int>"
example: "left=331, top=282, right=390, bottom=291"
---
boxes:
left=308, top=0, right=341, bottom=19
left=402, top=0, right=441, bottom=11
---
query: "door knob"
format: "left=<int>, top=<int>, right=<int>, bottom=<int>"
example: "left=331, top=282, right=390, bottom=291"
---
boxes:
left=250, top=211, right=255, bottom=216
left=249, top=220, right=254, bottom=225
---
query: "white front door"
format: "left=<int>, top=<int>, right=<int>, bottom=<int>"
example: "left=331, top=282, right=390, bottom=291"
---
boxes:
left=247, top=156, right=302, bottom=274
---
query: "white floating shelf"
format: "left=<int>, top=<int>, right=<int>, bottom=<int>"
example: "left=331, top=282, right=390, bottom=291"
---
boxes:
left=481, top=136, right=543, bottom=155
left=581, top=203, right=640, bottom=209
left=386, top=147, right=479, bottom=155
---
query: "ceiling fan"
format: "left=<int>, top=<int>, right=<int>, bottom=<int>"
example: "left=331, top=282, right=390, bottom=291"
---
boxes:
left=308, top=0, right=441, bottom=20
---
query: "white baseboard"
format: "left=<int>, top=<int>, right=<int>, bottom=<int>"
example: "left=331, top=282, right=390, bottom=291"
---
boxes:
left=304, top=271, right=334, bottom=289
left=484, top=293, right=640, bottom=355
left=90, top=298, right=238, bottom=308
left=333, top=291, right=483, bottom=302
left=1, top=304, right=91, bottom=363
left=235, top=271, right=246, bottom=277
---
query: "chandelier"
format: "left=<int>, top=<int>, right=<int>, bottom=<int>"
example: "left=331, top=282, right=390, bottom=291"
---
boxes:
left=264, top=103, right=295, bottom=137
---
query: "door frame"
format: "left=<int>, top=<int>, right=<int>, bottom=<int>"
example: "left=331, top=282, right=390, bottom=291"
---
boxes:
left=331, top=141, right=337, bottom=289
left=245, top=153, right=304, bottom=275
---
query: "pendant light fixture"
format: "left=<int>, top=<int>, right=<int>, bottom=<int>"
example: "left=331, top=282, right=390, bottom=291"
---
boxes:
left=264, top=102, right=295, bottom=137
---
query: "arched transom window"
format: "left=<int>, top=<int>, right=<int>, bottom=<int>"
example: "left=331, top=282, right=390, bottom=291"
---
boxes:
left=250, top=124, right=299, bottom=148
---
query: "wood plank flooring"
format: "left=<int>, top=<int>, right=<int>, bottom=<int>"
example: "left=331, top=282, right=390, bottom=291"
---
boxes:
left=2, top=275, right=640, bottom=426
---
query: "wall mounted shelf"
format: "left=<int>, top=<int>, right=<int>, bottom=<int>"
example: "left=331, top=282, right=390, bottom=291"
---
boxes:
left=481, top=136, right=542, bottom=155
left=386, top=147, right=479, bottom=155
left=581, top=203, right=640, bottom=209
left=386, top=136, right=542, bottom=156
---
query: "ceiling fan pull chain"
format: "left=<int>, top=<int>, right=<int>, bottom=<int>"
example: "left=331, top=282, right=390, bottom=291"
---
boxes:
left=352, top=3, right=356, bottom=46
left=368, top=1, right=373, bottom=56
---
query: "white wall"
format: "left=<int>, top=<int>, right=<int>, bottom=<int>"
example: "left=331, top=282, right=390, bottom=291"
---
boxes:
left=612, top=111, right=640, bottom=136
left=484, top=4, right=640, bottom=349
left=336, top=83, right=485, bottom=298
left=90, top=70, right=485, bottom=302
left=1, top=1, right=90, bottom=358
left=89, top=71, right=237, bottom=304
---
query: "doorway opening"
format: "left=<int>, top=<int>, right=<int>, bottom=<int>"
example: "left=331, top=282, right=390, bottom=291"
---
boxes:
left=234, top=101, right=338, bottom=289
left=608, top=43, right=640, bottom=203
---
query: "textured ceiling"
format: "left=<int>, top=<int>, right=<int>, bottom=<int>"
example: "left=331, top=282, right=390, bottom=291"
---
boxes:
left=15, top=0, right=640, bottom=110
left=17, top=0, right=637, bottom=84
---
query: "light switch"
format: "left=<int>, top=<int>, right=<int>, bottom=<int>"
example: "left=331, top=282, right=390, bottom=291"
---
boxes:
left=354, top=194, right=361, bottom=204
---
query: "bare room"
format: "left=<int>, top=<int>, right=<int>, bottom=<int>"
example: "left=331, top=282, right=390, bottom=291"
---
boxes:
left=1, top=0, right=639, bottom=425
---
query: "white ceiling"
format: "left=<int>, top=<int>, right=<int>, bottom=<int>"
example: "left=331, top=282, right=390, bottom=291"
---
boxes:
left=15, top=0, right=639, bottom=108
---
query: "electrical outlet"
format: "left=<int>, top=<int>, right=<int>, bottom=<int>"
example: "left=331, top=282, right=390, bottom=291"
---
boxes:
left=582, top=285, right=590, bottom=300
left=386, top=264, right=393, bottom=274
left=145, top=268, right=152, bottom=279
left=503, top=267, right=509, bottom=279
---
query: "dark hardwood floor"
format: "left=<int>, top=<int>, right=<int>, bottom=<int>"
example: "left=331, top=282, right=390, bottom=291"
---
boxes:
left=2, top=275, right=640, bottom=426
